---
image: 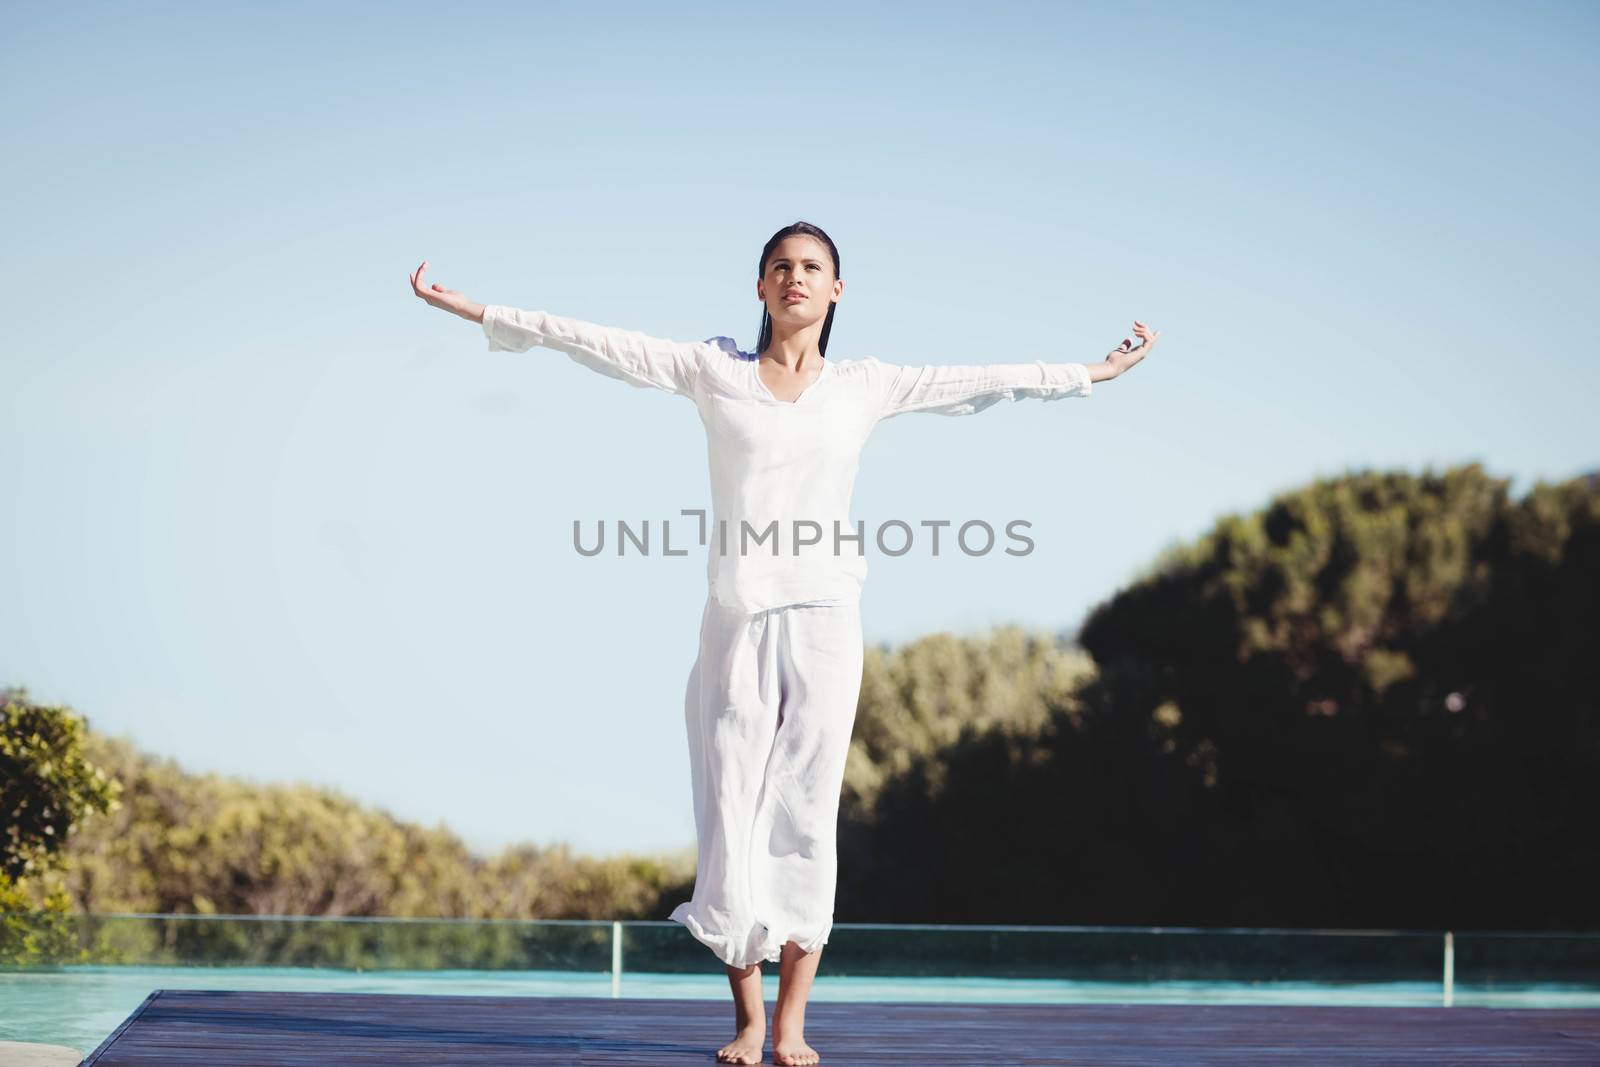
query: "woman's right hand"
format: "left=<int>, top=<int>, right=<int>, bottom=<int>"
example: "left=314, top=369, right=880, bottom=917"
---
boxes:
left=410, top=260, right=485, bottom=322
left=1104, top=319, right=1161, bottom=378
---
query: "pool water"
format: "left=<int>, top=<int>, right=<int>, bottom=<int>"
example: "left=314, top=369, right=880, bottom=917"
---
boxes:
left=6, top=966, right=1599, bottom=1057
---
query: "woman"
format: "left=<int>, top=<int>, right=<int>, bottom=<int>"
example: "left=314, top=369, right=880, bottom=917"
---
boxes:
left=410, top=221, right=1159, bottom=1066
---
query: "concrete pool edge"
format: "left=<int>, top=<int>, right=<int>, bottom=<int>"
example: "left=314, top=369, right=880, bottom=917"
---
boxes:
left=0, top=1042, right=82, bottom=1067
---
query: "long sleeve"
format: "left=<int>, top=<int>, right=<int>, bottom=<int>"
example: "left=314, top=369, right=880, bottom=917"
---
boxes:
left=868, top=357, right=1093, bottom=420
left=481, top=304, right=706, bottom=399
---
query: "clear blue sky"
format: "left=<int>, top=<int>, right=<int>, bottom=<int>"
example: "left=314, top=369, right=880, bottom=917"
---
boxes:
left=3, top=1, right=1594, bottom=858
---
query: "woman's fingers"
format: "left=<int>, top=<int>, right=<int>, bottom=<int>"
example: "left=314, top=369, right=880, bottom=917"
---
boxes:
left=1105, top=323, right=1161, bottom=374
left=411, top=261, right=462, bottom=306
left=410, top=261, right=459, bottom=309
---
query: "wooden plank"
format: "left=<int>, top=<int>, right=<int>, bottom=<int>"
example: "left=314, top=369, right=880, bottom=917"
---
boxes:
left=79, top=989, right=1600, bottom=1065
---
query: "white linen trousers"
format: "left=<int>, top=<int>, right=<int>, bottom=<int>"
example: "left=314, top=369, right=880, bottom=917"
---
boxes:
left=668, top=594, right=866, bottom=968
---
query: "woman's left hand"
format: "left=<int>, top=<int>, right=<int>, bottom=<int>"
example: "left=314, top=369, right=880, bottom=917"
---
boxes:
left=1105, top=320, right=1161, bottom=378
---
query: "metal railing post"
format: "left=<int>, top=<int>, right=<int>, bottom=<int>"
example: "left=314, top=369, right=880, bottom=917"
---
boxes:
left=1443, top=930, right=1454, bottom=1007
left=612, top=921, right=623, bottom=998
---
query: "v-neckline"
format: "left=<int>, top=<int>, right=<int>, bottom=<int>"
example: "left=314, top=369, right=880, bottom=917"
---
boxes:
left=753, top=357, right=828, bottom=405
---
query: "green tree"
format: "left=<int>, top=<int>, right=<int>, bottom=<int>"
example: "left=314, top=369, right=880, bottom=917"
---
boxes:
left=0, top=687, right=121, bottom=962
left=837, top=464, right=1600, bottom=929
left=32, top=728, right=693, bottom=923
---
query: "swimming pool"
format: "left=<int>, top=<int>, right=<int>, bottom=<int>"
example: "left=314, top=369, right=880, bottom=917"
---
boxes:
left=5, top=916, right=1596, bottom=1056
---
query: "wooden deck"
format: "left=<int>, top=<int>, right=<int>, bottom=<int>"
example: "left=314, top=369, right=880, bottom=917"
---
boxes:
left=80, top=989, right=1600, bottom=1065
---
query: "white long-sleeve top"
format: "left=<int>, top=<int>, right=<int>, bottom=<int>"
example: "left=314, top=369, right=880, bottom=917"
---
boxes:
left=481, top=305, right=1093, bottom=614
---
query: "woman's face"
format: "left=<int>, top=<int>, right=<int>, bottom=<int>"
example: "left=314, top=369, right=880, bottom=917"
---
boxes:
left=757, top=235, right=842, bottom=329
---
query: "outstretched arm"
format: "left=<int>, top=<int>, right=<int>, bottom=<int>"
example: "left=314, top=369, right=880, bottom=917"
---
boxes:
left=409, top=260, right=705, bottom=399
left=872, top=320, right=1160, bottom=420
left=480, top=305, right=705, bottom=398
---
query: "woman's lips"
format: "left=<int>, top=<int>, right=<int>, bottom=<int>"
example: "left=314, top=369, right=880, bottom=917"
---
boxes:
left=784, top=292, right=806, bottom=302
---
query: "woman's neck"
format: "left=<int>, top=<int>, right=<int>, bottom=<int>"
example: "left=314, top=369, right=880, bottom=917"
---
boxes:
left=761, top=331, right=823, bottom=370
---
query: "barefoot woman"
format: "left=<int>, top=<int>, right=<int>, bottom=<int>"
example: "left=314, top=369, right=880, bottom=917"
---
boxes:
left=411, top=221, right=1159, bottom=1065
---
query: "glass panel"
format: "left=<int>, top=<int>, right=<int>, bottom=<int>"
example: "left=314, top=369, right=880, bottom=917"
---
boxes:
left=3, top=914, right=613, bottom=972
left=1453, top=932, right=1600, bottom=990
left=623, top=920, right=1441, bottom=982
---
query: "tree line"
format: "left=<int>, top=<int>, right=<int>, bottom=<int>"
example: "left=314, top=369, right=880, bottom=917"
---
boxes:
left=5, top=462, right=1595, bottom=958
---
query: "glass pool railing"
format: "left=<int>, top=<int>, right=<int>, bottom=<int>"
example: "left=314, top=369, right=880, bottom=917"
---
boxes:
left=4, top=913, right=1597, bottom=1005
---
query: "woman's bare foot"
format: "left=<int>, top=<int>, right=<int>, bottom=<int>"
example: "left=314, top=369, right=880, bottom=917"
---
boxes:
left=715, top=1022, right=765, bottom=1064
left=773, top=939, right=823, bottom=1064
left=719, top=959, right=766, bottom=1064
left=773, top=1029, right=819, bottom=1066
